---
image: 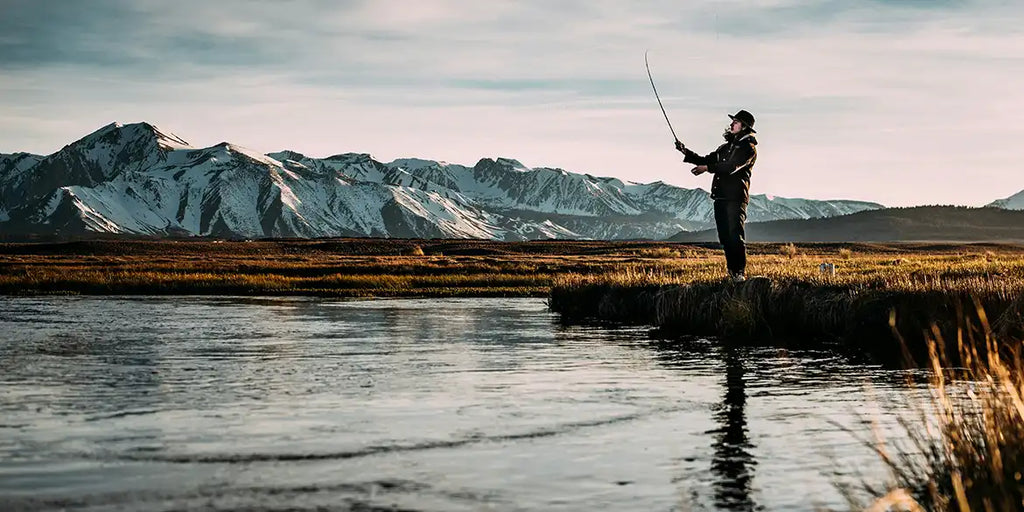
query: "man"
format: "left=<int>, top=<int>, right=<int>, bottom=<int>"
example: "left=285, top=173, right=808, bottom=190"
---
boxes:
left=675, top=110, right=758, bottom=283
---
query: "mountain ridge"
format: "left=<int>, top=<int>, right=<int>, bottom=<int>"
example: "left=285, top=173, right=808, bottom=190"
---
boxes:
left=1, top=121, right=886, bottom=241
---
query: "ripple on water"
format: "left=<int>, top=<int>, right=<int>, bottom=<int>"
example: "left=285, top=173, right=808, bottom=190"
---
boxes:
left=0, top=296, right=919, bottom=511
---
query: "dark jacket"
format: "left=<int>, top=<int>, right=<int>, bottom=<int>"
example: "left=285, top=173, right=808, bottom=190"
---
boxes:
left=682, top=133, right=757, bottom=203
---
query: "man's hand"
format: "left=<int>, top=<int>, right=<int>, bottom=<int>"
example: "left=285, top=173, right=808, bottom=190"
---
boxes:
left=690, top=165, right=708, bottom=176
left=674, top=140, right=686, bottom=153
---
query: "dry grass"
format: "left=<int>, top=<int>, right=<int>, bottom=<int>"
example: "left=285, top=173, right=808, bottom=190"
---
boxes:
left=403, top=244, right=426, bottom=256
left=635, top=247, right=684, bottom=259
left=844, top=308, right=1024, bottom=511
left=0, top=239, right=706, bottom=298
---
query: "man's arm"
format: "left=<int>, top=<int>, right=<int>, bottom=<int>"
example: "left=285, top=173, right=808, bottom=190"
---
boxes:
left=707, top=142, right=756, bottom=175
left=681, top=147, right=712, bottom=166
left=675, top=140, right=714, bottom=165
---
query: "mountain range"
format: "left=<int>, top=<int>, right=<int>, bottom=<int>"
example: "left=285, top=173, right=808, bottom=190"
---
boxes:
left=2, top=122, right=1013, bottom=241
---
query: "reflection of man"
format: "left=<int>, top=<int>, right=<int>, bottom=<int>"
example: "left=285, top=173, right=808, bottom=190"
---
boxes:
left=675, top=110, right=758, bottom=283
left=711, top=347, right=756, bottom=511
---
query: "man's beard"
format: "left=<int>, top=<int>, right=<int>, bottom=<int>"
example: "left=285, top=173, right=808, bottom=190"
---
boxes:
left=723, top=129, right=735, bottom=141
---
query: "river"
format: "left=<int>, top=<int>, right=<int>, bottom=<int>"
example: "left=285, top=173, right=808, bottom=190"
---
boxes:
left=0, top=297, right=923, bottom=511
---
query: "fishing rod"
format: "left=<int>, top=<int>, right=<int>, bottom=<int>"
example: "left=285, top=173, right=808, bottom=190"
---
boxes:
left=644, top=50, right=680, bottom=145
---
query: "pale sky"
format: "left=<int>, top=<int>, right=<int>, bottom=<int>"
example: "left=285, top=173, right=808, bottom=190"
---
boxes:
left=1, top=0, right=1022, bottom=206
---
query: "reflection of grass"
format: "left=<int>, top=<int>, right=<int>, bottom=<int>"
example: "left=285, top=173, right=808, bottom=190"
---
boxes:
left=845, top=310, right=1024, bottom=511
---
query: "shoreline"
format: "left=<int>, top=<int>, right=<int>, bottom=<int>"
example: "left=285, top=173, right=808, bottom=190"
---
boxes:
left=549, top=272, right=1024, bottom=363
left=4, top=239, right=1024, bottom=363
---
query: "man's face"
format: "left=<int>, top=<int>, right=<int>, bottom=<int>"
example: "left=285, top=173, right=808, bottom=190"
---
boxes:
left=729, top=119, right=743, bottom=134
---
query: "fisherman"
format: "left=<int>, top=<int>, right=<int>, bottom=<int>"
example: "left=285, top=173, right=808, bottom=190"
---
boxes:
left=675, top=110, right=758, bottom=283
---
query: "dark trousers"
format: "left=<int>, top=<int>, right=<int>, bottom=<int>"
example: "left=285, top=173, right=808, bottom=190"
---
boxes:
left=714, top=200, right=747, bottom=275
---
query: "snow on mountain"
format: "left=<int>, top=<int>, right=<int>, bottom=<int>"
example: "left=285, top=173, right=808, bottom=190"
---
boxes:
left=6, top=138, right=545, bottom=239
left=0, top=152, right=45, bottom=217
left=988, top=190, right=1024, bottom=210
left=746, top=194, right=882, bottom=222
left=386, top=157, right=645, bottom=217
left=0, top=122, right=885, bottom=240
left=268, top=151, right=389, bottom=182
left=1, top=152, right=44, bottom=178
left=381, top=157, right=878, bottom=225
left=1, top=122, right=191, bottom=208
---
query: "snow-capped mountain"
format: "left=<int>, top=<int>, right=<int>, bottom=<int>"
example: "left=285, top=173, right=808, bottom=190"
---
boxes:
left=988, top=190, right=1024, bottom=210
left=0, top=122, right=884, bottom=240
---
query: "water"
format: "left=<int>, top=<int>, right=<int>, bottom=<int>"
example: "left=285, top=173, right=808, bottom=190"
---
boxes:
left=0, top=297, right=924, bottom=511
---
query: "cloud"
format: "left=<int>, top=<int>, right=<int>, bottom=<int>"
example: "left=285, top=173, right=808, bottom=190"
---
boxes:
left=1, top=0, right=1022, bottom=206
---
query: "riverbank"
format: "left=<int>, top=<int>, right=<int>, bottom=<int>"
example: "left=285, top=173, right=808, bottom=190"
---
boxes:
left=549, top=247, right=1024, bottom=361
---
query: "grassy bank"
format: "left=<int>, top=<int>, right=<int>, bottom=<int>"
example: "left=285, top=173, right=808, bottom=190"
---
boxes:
left=549, top=248, right=1024, bottom=360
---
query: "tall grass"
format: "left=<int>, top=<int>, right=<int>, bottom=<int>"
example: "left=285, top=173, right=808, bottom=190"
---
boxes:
left=781, top=243, right=800, bottom=258
left=635, top=247, right=683, bottom=259
left=847, top=308, right=1024, bottom=511
left=550, top=253, right=1024, bottom=359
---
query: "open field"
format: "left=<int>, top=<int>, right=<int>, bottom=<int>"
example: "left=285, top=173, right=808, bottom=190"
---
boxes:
left=2, top=239, right=1021, bottom=300
left=0, top=238, right=726, bottom=297
left=1, top=239, right=1021, bottom=296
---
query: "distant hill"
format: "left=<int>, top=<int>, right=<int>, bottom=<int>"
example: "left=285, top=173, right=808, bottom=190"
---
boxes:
left=668, top=206, right=1024, bottom=242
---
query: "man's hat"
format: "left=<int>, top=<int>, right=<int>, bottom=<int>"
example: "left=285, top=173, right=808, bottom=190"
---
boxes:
left=728, top=110, right=756, bottom=133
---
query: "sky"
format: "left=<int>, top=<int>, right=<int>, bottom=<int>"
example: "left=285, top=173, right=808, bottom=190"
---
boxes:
left=1, top=0, right=1022, bottom=207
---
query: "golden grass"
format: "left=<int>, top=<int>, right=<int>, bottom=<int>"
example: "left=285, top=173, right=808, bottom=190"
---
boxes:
left=549, top=250, right=1024, bottom=359
left=635, top=247, right=684, bottom=259
left=403, top=244, right=426, bottom=256
left=781, top=242, right=800, bottom=258
left=0, top=239, right=699, bottom=297
left=845, top=309, right=1024, bottom=511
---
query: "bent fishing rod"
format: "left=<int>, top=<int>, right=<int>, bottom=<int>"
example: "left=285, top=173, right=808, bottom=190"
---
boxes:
left=644, top=50, right=680, bottom=145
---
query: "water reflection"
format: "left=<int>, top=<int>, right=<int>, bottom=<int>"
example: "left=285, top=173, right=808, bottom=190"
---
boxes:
left=711, top=347, right=757, bottom=511
left=646, top=338, right=759, bottom=511
left=0, top=297, right=912, bottom=511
